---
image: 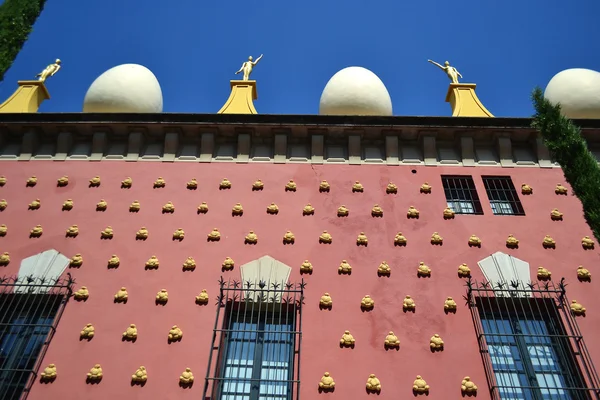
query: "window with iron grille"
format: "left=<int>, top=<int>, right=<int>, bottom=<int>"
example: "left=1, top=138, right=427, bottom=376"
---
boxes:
left=204, top=277, right=304, bottom=400
left=441, top=175, right=484, bottom=214
left=482, top=176, right=525, bottom=216
left=0, top=275, right=73, bottom=400
left=467, top=278, right=600, bottom=399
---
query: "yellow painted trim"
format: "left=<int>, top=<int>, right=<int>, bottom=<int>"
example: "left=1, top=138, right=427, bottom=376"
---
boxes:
left=445, top=83, right=494, bottom=117
left=0, top=81, right=50, bottom=113
left=218, top=80, right=258, bottom=114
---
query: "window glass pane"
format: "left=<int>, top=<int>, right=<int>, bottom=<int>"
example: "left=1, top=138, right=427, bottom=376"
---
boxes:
left=481, top=314, right=574, bottom=399
left=221, top=311, right=294, bottom=400
left=0, top=295, right=62, bottom=400
left=491, top=201, right=514, bottom=215
left=496, top=373, right=529, bottom=400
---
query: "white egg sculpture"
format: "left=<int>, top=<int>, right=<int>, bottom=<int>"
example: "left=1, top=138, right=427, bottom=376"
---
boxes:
left=83, top=64, right=163, bottom=113
left=544, top=68, right=600, bottom=119
left=319, top=66, right=393, bottom=116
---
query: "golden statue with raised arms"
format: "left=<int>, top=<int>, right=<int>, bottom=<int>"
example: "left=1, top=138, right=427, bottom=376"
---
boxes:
left=36, top=59, right=61, bottom=82
left=428, top=59, right=462, bottom=84
left=236, top=54, right=263, bottom=81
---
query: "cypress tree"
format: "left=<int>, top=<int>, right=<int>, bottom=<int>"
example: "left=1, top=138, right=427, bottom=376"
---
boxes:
left=0, top=0, right=47, bottom=81
left=532, top=87, right=600, bottom=242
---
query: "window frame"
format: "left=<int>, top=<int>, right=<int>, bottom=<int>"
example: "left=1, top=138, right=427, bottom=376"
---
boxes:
left=467, top=279, right=600, bottom=400
left=0, top=275, right=72, bottom=400
left=216, top=303, right=297, bottom=400
left=482, top=176, right=525, bottom=216
left=204, top=279, right=304, bottom=400
left=441, top=175, right=484, bottom=215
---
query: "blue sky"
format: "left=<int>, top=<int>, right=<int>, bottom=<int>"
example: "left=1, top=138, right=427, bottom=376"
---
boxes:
left=1, top=0, right=599, bottom=117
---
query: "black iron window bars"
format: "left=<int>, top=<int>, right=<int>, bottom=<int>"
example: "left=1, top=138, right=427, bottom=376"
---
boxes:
left=466, top=278, right=600, bottom=399
left=482, top=176, right=525, bottom=216
left=203, top=277, right=305, bottom=400
left=441, top=175, right=484, bottom=214
left=0, top=274, right=73, bottom=400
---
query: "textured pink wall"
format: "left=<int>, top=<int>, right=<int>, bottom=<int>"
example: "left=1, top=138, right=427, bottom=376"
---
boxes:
left=0, top=161, right=596, bottom=400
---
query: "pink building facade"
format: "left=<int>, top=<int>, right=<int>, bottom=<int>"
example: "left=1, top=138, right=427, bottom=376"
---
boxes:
left=0, top=114, right=599, bottom=399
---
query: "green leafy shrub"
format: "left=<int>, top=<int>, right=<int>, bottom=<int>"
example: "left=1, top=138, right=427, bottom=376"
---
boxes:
left=532, top=87, right=600, bottom=242
left=0, top=0, right=46, bottom=81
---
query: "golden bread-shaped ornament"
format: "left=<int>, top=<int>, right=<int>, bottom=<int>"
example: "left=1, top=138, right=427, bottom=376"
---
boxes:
left=220, top=178, right=232, bottom=189
left=57, top=175, right=69, bottom=187
left=555, top=183, right=567, bottom=195
left=114, top=287, right=128, bottom=302
left=222, top=257, right=235, bottom=271
left=162, top=201, right=175, bottom=213
left=123, top=324, right=138, bottom=340
left=444, top=297, right=457, bottom=313
left=100, top=226, right=113, bottom=239
left=245, top=230, right=258, bottom=244
left=300, top=260, right=313, bottom=274
left=208, top=228, right=221, bottom=241
left=319, top=230, right=332, bottom=244
left=173, top=228, right=185, bottom=241
left=156, top=289, right=169, bottom=303
left=431, top=232, right=443, bottom=245
left=356, top=232, right=368, bottom=246
left=196, top=289, right=209, bottom=305
left=0, top=251, right=9, bottom=266
left=338, top=260, right=352, bottom=275
left=319, top=292, right=332, bottom=308
left=153, top=177, right=166, bottom=188
left=319, top=180, right=330, bottom=192
left=285, top=179, right=297, bottom=192
left=121, top=177, right=133, bottom=188
left=26, top=176, right=37, bottom=187
left=187, top=178, right=198, bottom=190
left=89, top=176, right=101, bottom=187
left=131, top=366, right=147, bottom=383
left=582, top=236, right=595, bottom=250
left=80, top=323, right=95, bottom=339
left=352, top=181, right=364, bottom=193
left=340, top=330, right=356, bottom=347
left=371, top=204, right=383, bottom=217
left=107, top=254, right=120, bottom=268
left=550, top=208, right=563, bottom=221
left=65, top=224, right=79, bottom=238
left=168, top=325, right=183, bottom=341
left=96, top=199, right=107, bottom=211
left=180, top=368, right=194, bottom=385
left=70, top=253, right=83, bottom=268
left=129, top=200, right=141, bottom=212
left=28, top=198, right=41, bottom=210
left=413, top=375, right=429, bottom=394
left=303, top=203, right=315, bottom=216
left=62, top=199, right=73, bottom=211
left=73, top=286, right=89, bottom=301
left=366, top=374, right=381, bottom=393
left=87, top=364, right=103, bottom=381
left=40, top=364, right=57, bottom=381
left=457, top=263, right=471, bottom=278
left=542, top=235, right=556, bottom=249
left=197, top=202, right=209, bottom=214
left=319, top=372, right=335, bottom=391
left=252, top=179, right=264, bottom=191
left=30, top=224, right=43, bottom=238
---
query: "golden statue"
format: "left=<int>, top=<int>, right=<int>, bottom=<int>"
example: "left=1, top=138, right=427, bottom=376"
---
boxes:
left=428, top=59, right=462, bottom=84
left=36, top=59, right=62, bottom=82
left=235, top=54, right=263, bottom=81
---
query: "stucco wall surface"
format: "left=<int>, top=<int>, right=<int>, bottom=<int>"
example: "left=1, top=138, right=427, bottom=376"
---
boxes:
left=0, top=162, right=596, bottom=400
